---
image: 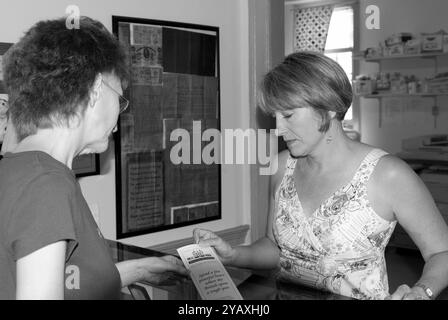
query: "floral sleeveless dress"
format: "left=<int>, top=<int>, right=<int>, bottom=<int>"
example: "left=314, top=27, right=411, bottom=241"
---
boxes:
left=273, top=149, right=397, bottom=300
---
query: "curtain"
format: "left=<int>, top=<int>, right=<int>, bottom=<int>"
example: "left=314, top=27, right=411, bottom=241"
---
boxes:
left=294, top=5, right=334, bottom=52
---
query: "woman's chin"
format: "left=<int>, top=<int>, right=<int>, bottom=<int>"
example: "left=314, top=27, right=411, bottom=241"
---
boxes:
left=80, top=141, right=109, bottom=155
left=288, top=146, right=305, bottom=158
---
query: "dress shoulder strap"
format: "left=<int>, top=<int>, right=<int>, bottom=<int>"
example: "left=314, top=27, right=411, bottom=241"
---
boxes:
left=276, top=155, right=297, bottom=196
left=365, top=148, right=388, bottom=163
left=284, top=155, right=298, bottom=177
left=356, top=148, right=389, bottom=183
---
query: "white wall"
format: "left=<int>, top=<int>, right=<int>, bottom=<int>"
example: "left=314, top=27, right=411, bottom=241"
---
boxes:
left=358, top=0, right=448, bottom=152
left=0, top=0, right=251, bottom=247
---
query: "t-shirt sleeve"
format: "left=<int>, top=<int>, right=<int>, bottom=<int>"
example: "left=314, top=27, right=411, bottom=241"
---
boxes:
left=6, top=173, right=78, bottom=261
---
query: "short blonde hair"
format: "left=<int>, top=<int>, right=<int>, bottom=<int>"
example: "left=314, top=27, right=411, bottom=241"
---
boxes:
left=258, top=51, right=352, bottom=132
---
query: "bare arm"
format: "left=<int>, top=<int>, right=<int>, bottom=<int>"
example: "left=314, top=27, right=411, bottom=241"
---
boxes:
left=193, top=183, right=280, bottom=269
left=115, top=255, right=188, bottom=288
left=16, top=241, right=67, bottom=300
left=226, top=239, right=280, bottom=270
left=375, top=156, right=448, bottom=298
left=115, top=260, right=144, bottom=287
left=228, top=158, right=284, bottom=269
left=195, top=151, right=289, bottom=270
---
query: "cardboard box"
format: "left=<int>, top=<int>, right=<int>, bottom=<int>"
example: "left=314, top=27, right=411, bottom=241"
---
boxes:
left=352, top=79, right=375, bottom=95
left=385, top=33, right=413, bottom=47
left=390, top=79, right=408, bottom=94
left=422, top=33, right=443, bottom=52
left=444, top=35, right=448, bottom=52
left=404, top=39, right=421, bottom=55
left=365, top=47, right=382, bottom=58
left=389, top=43, right=404, bottom=56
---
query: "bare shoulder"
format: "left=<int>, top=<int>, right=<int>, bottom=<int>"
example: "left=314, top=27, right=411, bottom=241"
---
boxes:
left=370, top=153, right=448, bottom=258
left=366, top=153, right=423, bottom=221
left=369, top=153, right=423, bottom=204
left=371, top=154, right=417, bottom=183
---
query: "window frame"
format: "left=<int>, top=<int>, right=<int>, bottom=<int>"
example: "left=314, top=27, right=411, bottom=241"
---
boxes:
left=286, top=0, right=360, bottom=130
left=323, top=1, right=360, bottom=131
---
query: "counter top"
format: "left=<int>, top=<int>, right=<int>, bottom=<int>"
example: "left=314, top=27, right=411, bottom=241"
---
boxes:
left=108, top=240, right=448, bottom=300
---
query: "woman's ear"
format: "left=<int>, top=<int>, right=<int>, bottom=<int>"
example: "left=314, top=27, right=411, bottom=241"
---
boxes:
left=88, top=73, right=103, bottom=108
left=67, top=112, right=82, bottom=129
left=328, top=110, right=337, bottom=119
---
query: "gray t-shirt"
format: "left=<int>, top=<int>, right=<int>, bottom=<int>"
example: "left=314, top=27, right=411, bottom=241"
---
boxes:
left=0, top=151, right=121, bottom=299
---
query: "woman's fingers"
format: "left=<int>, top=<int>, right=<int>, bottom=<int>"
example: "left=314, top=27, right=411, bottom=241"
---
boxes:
left=196, top=237, right=223, bottom=248
left=193, top=228, right=205, bottom=243
left=388, top=284, right=412, bottom=300
left=193, top=228, right=211, bottom=242
left=403, top=292, right=422, bottom=300
left=159, top=256, right=189, bottom=275
left=161, top=254, right=182, bottom=266
left=193, top=228, right=217, bottom=243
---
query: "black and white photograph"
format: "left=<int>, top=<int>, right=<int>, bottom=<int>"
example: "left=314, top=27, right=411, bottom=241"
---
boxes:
left=0, top=0, right=448, bottom=307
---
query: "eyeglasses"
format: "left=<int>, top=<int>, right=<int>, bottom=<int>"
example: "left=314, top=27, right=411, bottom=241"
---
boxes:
left=102, top=80, right=129, bottom=114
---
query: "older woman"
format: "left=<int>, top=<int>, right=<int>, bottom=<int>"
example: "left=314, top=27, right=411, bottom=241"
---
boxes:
left=0, top=16, right=187, bottom=300
left=194, top=51, right=448, bottom=300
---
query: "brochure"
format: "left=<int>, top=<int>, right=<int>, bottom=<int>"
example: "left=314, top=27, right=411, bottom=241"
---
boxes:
left=177, top=244, right=243, bottom=300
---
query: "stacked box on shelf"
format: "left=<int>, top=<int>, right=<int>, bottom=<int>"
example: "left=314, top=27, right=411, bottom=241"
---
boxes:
left=352, top=79, right=376, bottom=95
left=428, top=76, right=448, bottom=93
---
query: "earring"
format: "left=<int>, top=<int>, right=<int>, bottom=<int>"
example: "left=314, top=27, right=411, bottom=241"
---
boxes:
left=326, top=135, right=333, bottom=144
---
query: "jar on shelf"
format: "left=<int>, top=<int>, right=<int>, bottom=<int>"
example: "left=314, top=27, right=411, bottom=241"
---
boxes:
left=375, top=72, right=390, bottom=91
left=390, top=73, right=408, bottom=94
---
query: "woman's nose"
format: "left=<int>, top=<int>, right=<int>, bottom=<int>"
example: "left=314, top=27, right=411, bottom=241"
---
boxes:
left=275, top=116, right=287, bottom=135
left=277, top=127, right=288, bottom=137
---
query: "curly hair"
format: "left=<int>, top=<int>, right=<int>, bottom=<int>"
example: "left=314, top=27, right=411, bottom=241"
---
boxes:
left=258, top=51, right=352, bottom=132
left=2, top=16, right=129, bottom=141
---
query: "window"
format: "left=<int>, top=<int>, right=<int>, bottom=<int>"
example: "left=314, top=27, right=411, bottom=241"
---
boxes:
left=324, top=5, right=356, bottom=124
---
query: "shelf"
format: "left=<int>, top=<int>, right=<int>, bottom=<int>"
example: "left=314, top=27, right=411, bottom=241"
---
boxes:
left=354, top=48, right=448, bottom=129
left=353, top=51, right=448, bottom=62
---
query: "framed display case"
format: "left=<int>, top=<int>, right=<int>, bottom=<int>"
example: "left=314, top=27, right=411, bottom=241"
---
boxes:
left=0, top=42, right=13, bottom=151
left=112, top=16, right=221, bottom=238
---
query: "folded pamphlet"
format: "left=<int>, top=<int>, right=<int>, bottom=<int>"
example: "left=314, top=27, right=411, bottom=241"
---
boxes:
left=177, top=244, right=243, bottom=300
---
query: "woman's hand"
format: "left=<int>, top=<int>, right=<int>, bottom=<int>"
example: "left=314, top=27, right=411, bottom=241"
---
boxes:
left=385, top=284, right=430, bottom=300
left=137, top=255, right=189, bottom=286
left=193, top=228, right=236, bottom=265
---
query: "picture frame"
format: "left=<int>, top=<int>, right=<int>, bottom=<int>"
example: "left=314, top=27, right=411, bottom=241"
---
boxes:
left=112, top=16, right=221, bottom=239
left=0, top=43, right=13, bottom=160
left=0, top=42, right=100, bottom=177
left=72, top=154, right=101, bottom=178
left=0, top=42, right=13, bottom=93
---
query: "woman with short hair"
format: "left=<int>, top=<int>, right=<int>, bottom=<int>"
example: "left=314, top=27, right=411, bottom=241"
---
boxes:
left=194, top=51, right=448, bottom=300
left=0, top=16, right=187, bottom=300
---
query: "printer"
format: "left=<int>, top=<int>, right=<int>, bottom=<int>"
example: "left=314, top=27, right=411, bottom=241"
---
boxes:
left=391, top=135, right=448, bottom=250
